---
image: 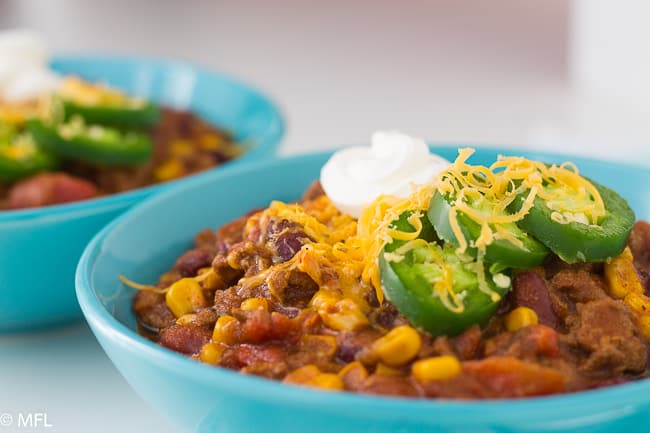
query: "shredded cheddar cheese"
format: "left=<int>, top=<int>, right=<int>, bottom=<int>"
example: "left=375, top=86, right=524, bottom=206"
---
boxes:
left=438, top=148, right=606, bottom=256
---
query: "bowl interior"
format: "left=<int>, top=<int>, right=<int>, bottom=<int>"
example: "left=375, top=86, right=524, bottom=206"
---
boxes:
left=78, top=147, right=650, bottom=430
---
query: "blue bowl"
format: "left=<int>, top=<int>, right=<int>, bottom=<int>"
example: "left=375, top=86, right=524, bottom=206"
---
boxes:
left=76, top=148, right=650, bottom=433
left=0, top=55, right=284, bottom=332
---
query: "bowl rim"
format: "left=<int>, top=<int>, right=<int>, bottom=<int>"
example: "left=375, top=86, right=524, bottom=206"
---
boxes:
left=0, top=53, right=285, bottom=223
left=76, top=148, right=650, bottom=424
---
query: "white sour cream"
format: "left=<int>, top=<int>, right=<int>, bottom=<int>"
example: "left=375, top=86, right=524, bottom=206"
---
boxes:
left=320, top=130, right=450, bottom=218
left=0, top=29, right=61, bottom=102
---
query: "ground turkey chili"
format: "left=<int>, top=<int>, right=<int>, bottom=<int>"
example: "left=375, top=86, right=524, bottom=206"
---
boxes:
left=131, top=150, right=650, bottom=399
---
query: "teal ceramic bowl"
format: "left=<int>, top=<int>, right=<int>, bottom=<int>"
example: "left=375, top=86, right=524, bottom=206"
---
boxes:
left=76, top=148, right=650, bottom=433
left=0, top=55, right=283, bottom=332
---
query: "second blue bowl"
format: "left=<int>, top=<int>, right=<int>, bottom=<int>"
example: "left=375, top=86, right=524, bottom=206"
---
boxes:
left=0, top=55, right=284, bottom=332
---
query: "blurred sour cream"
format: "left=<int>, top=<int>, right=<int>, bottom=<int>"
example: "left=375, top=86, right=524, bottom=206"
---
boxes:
left=320, top=130, right=450, bottom=218
left=0, top=29, right=61, bottom=102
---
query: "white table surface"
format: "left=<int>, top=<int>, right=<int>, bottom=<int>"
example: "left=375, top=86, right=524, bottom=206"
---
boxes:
left=1, top=1, right=648, bottom=433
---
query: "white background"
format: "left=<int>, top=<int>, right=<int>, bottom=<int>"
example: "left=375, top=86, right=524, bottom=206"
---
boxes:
left=1, top=1, right=648, bottom=433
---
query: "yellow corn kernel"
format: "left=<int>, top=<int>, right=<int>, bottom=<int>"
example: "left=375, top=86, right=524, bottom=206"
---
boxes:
left=372, top=325, right=422, bottom=367
left=283, top=364, right=344, bottom=391
left=310, top=290, right=339, bottom=309
left=412, top=356, right=462, bottom=382
left=199, top=133, right=224, bottom=151
left=212, top=315, right=239, bottom=345
left=200, top=342, right=225, bottom=365
left=375, top=363, right=402, bottom=376
left=154, top=159, right=185, bottom=182
left=505, top=306, right=539, bottom=332
left=165, top=278, right=207, bottom=318
left=197, top=267, right=219, bottom=290
left=605, top=247, right=644, bottom=299
left=176, top=313, right=197, bottom=326
left=170, top=139, right=195, bottom=157
left=307, top=373, right=344, bottom=391
left=637, top=315, right=650, bottom=341
left=318, top=298, right=369, bottom=332
left=284, top=365, right=321, bottom=384
left=300, top=334, right=338, bottom=358
left=240, top=297, right=269, bottom=312
left=338, top=361, right=368, bottom=379
left=624, top=292, right=650, bottom=315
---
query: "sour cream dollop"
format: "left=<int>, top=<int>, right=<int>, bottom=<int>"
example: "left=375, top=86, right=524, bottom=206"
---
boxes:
left=0, top=29, right=61, bottom=102
left=320, top=131, right=450, bottom=218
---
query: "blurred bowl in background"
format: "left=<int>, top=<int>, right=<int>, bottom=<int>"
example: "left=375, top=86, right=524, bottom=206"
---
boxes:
left=77, top=148, right=650, bottom=433
left=0, top=54, right=284, bottom=332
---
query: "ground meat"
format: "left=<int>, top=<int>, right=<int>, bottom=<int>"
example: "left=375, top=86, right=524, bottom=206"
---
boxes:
left=451, top=325, right=482, bottom=360
left=159, top=324, right=212, bottom=355
left=567, top=298, right=647, bottom=375
left=360, top=374, right=420, bottom=397
left=133, top=290, right=176, bottom=333
left=211, top=254, right=244, bottom=291
left=194, top=229, right=218, bottom=255
left=369, top=304, right=402, bottom=329
left=226, top=240, right=273, bottom=276
left=267, top=269, right=318, bottom=308
left=213, top=286, right=245, bottom=316
left=550, top=269, right=607, bottom=304
left=214, top=214, right=250, bottom=254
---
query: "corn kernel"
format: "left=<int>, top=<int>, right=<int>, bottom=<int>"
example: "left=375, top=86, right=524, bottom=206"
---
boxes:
left=212, top=315, right=239, bottom=345
left=284, top=364, right=344, bottom=391
left=307, top=373, right=344, bottom=391
left=240, top=297, right=269, bottom=312
left=637, top=315, right=650, bottom=341
left=154, top=159, right=185, bottom=182
left=200, top=342, right=225, bottom=365
left=284, top=365, right=321, bottom=384
left=300, top=334, right=338, bottom=358
left=605, top=247, right=644, bottom=299
left=412, top=356, right=461, bottom=382
left=197, top=267, right=211, bottom=275
left=318, top=298, right=369, bottom=332
left=372, top=325, right=422, bottom=367
left=505, top=306, right=539, bottom=332
left=199, top=133, right=224, bottom=151
left=170, top=139, right=195, bottom=157
left=338, top=361, right=368, bottom=379
left=197, top=267, right=220, bottom=290
left=624, top=292, right=650, bottom=315
left=165, top=278, right=207, bottom=318
left=375, top=363, right=402, bottom=376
